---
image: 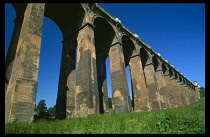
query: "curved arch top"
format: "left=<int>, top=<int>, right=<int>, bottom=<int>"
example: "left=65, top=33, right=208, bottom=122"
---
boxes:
left=121, top=35, right=137, bottom=58
left=152, top=56, right=160, bottom=71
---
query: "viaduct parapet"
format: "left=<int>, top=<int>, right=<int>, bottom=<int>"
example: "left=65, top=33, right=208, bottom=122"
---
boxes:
left=5, top=3, right=200, bottom=123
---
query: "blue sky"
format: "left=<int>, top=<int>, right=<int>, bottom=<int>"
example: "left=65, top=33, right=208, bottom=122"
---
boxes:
left=5, top=3, right=205, bottom=108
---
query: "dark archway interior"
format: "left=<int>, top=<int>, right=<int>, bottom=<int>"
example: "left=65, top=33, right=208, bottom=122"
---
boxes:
left=94, top=17, right=115, bottom=113
left=169, top=68, right=173, bottom=77
left=162, top=63, right=167, bottom=75
left=122, top=35, right=135, bottom=67
left=152, top=56, right=159, bottom=71
left=94, top=17, right=115, bottom=53
left=44, top=3, right=85, bottom=40
left=175, top=72, right=178, bottom=80
left=12, top=3, right=27, bottom=16
left=183, top=78, right=186, bottom=84
left=140, top=48, right=149, bottom=69
left=121, top=35, right=136, bottom=109
left=178, top=75, right=182, bottom=82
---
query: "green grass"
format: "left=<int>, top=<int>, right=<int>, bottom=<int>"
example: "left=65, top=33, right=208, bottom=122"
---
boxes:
left=5, top=98, right=205, bottom=134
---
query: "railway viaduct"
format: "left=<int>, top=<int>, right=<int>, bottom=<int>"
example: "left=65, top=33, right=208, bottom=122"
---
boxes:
left=5, top=3, right=200, bottom=123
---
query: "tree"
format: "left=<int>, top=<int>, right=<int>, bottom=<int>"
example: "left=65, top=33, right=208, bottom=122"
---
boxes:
left=199, top=87, right=205, bottom=99
left=34, top=100, right=50, bottom=120
left=47, top=105, right=56, bottom=116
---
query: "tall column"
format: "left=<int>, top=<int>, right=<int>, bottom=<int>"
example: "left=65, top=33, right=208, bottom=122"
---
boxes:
left=189, top=85, right=196, bottom=103
left=72, top=23, right=99, bottom=117
left=192, top=84, right=200, bottom=102
left=170, top=72, right=183, bottom=107
left=129, top=55, right=150, bottom=112
left=163, top=68, right=176, bottom=108
left=5, top=15, right=24, bottom=94
left=56, top=39, right=77, bottom=119
left=5, top=3, right=45, bottom=123
left=195, top=85, right=200, bottom=101
left=155, top=68, right=171, bottom=109
left=186, top=82, right=193, bottom=104
left=143, top=58, right=161, bottom=110
left=183, top=82, right=191, bottom=105
left=96, top=54, right=109, bottom=113
left=109, top=42, right=131, bottom=113
left=180, top=80, right=190, bottom=105
left=176, top=77, right=187, bottom=106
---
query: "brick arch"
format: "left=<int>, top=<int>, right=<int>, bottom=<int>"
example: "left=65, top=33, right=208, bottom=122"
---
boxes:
left=12, top=3, right=86, bottom=41
left=93, top=16, right=117, bottom=53
left=168, top=67, right=173, bottom=77
left=162, top=63, right=168, bottom=75
left=189, top=83, right=193, bottom=90
left=139, top=47, right=150, bottom=69
left=152, top=56, right=160, bottom=71
left=92, top=15, right=118, bottom=37
left=177, top=74, right=182, bottom=82
left=121, top=34, right=137, bottom=66
left=182, top=77, right=187, bottom=85
left=44, top=3, right=85, bottom=41
left=174, top=71, right=178, bottom=80
left=92, top=16, right=119, bottom=114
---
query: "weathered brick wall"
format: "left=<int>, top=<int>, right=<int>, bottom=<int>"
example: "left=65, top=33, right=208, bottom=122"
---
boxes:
left=143, top=57, right=161, bottom=110
left=129, top=55, right=151, bottom=112
left=109, top=42, right=131, bottom=113
left=155, top=69, right=171, bottom=109
left=72, top=23, right=99, bottom=117
left=170, top=73, right=183, bottom=108
left=5, top=3, right=45, bottom=123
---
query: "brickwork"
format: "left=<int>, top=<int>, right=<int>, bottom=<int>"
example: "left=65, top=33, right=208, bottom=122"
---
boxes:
left=5, top=3, right=45, bottom=123
left=96, top=54, right=109, bottom=113
left=129, top=55, right=150, bottom=112
left=177, top=80, right=187, bottom=106
left=72, top=23, right=100, bottom=117
left=143, top=60, right=161, bottom=110
left=109, top=42, right=131, bottom=113
left=155, top=69, right=171, bottom=109
left=163, top=70, right=177, bottom=108
left=170, top=73, right=183, bottom=107
left=5, top=3, right=200, bottom=123
left=56, top=39, right=77, bottom=119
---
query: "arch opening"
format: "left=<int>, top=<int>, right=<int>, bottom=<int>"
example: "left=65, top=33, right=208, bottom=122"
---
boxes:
left=121, top=35, right=136, bottom=110
left=174, top=72, right=178, bottom=80
left=125, top=65, right=134, bottom=110
left=122, top=35, right=136, bottom=66
left=169, top=68, right=173, bottom=78
left=140, top=48, right=149, bottom=69
left=6, top=4, right=86, bottom=121
left=152, top=56, right=159, bottom=71
left=162, top=63, right=167, bottom=75
left=94, top=17, right=115, bottom=113
left=44, top=3, right=85, bottom=40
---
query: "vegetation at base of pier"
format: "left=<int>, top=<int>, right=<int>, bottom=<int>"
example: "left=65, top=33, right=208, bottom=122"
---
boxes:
left=5, top=88, right=205, bottom=134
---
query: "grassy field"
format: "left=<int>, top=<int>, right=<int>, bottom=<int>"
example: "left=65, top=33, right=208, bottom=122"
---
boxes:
left=5, top=98, right=205, bottom=134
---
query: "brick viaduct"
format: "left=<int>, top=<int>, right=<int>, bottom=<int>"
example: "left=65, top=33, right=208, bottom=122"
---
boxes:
left=5, top=3, right=200, bottom=123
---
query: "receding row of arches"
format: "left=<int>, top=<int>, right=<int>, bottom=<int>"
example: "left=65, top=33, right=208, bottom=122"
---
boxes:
left=5, top=3, right=199, bottom=123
